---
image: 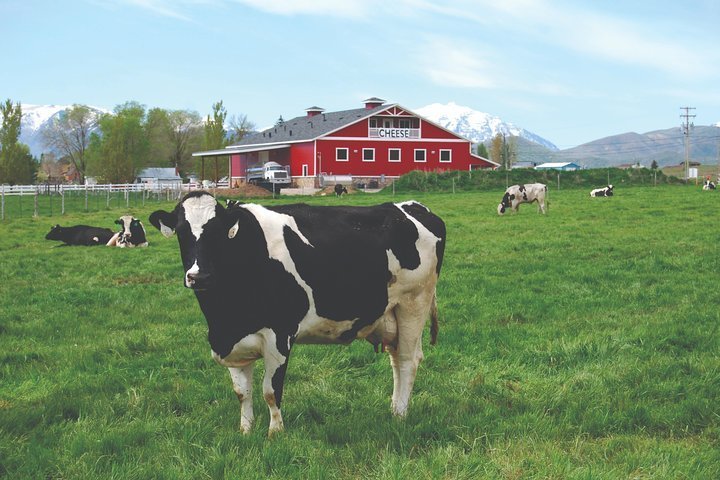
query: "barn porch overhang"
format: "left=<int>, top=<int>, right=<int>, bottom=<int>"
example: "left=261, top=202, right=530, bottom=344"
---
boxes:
left=191, top=144, right=292, bottom=182
left=192, top=143, right=292, bottom=157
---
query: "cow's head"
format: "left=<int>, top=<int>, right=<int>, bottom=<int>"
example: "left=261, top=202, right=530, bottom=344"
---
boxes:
left=150, top=192, right=237, bottom=290
left=115, top=216, right=146, bottom=244
left=45, top=224, right=62, bottom=240
left=497, top=192, right=513, bottom=215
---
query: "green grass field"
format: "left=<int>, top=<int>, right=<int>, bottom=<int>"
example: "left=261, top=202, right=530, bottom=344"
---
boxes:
left=1, top=185, right=718, bottom=479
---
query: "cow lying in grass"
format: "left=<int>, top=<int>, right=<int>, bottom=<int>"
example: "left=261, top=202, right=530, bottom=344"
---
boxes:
left=702, top=179, right=716, bottom=191
left=497, top=183, right=547, bottom=215
left=107, top=215, right=148, bottom=248
left=150, top=191, right=446, bottom=435
left=45, top=224, right=115, bottom=246
left=590, top=185, right=614, bottom=197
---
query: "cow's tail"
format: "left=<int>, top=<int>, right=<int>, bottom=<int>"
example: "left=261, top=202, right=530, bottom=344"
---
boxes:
left=429, top=289, right=439, bottom=345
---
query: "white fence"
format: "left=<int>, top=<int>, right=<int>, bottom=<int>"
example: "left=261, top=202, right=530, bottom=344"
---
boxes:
left=0, top=181, right=228, bottom=196
left=0, top=181, right=228, bottom=220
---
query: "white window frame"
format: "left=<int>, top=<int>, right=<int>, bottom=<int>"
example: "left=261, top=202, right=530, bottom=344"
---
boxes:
left=388, top=148, right=401, bottom=163
left=414, top=149, right=427, bottom=163
left=362, top=148, right=375, bottom=162
left=336, top=147, right=349, bottom=162
left=302, top=164, right=309, bottom=176
left=439, top=149, right=452, bottom=163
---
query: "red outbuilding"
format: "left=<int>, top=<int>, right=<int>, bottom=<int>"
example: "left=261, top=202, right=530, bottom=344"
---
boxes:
left=193, top=97, right=498, bottom=188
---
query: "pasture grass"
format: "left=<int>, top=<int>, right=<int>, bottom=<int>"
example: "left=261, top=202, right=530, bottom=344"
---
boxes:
left=1, top=184, right=719, bottom=479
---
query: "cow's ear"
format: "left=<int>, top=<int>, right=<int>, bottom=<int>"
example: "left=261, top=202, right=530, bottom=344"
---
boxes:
left=149, top=210, right=177, bottom=238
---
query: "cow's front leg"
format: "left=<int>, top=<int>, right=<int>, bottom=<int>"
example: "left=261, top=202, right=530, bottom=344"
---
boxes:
left=261, top=331, right=293, bottom=435
left=228, top=364, right=254, bottom=434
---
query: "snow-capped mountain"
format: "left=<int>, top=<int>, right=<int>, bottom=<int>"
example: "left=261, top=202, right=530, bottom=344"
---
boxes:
left=19, top=104, right=108, bottom=158
left=415, top=102, right=558, bottom=151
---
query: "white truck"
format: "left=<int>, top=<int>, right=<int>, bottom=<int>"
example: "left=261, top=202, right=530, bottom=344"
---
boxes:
left=246, top=161, right=291, bottom=187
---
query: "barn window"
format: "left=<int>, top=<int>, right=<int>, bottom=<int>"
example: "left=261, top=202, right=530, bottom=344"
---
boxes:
left=414, top=149, right=426, bottom=162
left=399, top=119, right=411, bottom=129
left=388, top=148, right=401, bottom=162
left=336, top=148, right=349, bottom=162
left=439, top=149, right=452, bottom=163
left=363, top=148, right=375, bottom=162
left=302, top=165, right=309, bottom=176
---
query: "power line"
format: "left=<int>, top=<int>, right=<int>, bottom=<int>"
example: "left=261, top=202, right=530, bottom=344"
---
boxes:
left=680, top=106, right=696, bottom=181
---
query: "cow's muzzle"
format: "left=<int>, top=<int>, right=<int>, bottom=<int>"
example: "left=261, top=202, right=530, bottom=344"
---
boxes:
left=185, top=271, right=212, bottom=290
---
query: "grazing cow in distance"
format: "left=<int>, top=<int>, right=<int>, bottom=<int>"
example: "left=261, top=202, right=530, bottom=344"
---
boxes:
left=334, top=184, right=348, bottom=196
left=590, top=185, right=614, bottom=197
left=702, top=179, right=716, bottom=191
left=108, top=215, right=148, bottom=247
left=45, top=224, right=115, bottom=246
left=149, top=191, right=445, bottom=435
left=497, top=183, right=547, bottom=215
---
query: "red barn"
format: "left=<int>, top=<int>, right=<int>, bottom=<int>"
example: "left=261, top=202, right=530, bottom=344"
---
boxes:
left=194, top=97, right=498, bottom=188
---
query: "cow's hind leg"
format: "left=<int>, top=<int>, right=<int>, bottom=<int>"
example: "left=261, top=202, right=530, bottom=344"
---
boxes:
left=388, top=291, right=432, bottom=417
left=228, top=364, right=254, bottom=434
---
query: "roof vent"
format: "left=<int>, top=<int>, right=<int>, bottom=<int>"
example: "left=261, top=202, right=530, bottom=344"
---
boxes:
left=363, top=97, right=385, bottom=109
left=305, top=106, right=325, bottom=118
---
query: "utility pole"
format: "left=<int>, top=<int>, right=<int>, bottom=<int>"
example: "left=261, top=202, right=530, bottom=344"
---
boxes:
left=680, top=106, right=696, bottom=183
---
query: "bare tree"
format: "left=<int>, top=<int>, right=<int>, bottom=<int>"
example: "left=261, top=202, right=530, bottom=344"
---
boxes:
left=167, top=109, right=202, bottom=174
left=42, top=104, right=100, bottom=183
left=227, top=113, right=256, bottom=144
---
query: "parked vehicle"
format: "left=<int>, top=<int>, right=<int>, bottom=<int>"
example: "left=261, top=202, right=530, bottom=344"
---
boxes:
left=246, top=161, right=291, bottom=186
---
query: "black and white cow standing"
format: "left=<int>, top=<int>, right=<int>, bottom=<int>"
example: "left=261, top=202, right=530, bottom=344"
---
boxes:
left=150, top=191, right=445, bottom=435
left=590, top=185, right=614, bottom=197
left=497, top=183, right=547, bottom=215
left=108, top=215, right=148, bottom=247
left=334, top=184, right=348, bottom=196
left=45, top=224, right=115, bottom=246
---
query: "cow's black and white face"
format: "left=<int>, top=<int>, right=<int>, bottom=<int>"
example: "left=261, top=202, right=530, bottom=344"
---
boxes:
left=497, top=192, right=512, bottom=215
left=150, top=192, right=230, bottom=290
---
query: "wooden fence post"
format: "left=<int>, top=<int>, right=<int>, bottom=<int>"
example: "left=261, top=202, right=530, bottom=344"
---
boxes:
left=1, top=185, right=4, bottom=221
left=61, top=185, right=65, bottom=215
left=34, top=187, right=39, bottom=218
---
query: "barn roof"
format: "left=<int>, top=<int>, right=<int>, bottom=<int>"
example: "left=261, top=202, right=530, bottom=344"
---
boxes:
left=231, top=104, right=390, bottom=147
left=137, top=167, right=181, bottom=180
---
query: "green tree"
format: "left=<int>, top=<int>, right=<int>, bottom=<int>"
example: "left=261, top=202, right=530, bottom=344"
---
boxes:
left=651, top=159, right=658, bottom=170
left=146, top=108, right=173, bottom=168
left=0, top=99, right=36, bottom=184
left=201, top=101, right=228, bottom=182
left=476, top=142, right=490, bottom=159
left=41, top=104, right=99, bottom=184
left=87, top=101, right=149, bottom=183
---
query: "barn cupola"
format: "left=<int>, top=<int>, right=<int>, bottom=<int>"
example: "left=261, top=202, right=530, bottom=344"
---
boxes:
left=363, top=97, right=385, bottom=109
left=305, top=106, right=325, bottom=117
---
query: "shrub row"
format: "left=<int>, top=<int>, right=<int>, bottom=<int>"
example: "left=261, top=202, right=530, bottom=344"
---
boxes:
left=390, top=167, right=681, bottom=193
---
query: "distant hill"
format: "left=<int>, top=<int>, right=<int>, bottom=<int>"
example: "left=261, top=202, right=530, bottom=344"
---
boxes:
left=551, top=126, right=720, bottom=168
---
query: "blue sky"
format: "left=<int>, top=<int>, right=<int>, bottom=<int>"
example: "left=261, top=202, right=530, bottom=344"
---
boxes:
left=3, top=0, right=719, bottom=148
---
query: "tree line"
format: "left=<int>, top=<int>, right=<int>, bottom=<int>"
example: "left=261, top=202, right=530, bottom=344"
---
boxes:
left=0, top=99, right=255, bottom=185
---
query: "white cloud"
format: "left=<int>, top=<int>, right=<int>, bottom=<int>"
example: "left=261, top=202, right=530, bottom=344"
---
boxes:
left=418, top=39, right=497, bottom=88
left=229, top=0, right=373, bottom=18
